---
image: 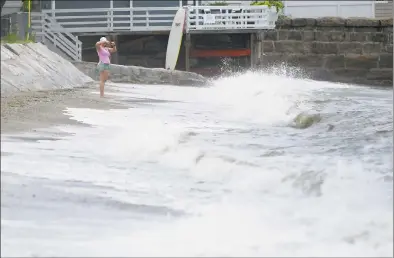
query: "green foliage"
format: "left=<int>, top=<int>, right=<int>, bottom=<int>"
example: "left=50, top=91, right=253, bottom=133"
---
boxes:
left=0, top=33, right=34, bottom=44
left=28, top=33, right=35, bottom=42
left=251, top=0, right=284, bottom=12
left=207, top=1, right=229, bottom=6
left=278, top=14, right=290, bottom=20
left=22, top=0, right=30, bottom=12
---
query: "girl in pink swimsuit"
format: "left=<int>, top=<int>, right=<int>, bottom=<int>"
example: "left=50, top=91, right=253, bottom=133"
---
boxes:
left=95, top=37, right=117, bottom=97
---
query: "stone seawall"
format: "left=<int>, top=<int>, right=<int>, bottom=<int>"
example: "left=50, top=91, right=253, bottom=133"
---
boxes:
left=72, top=61, right=208, bottom=86
left=1, top=43, right=94, bottom=98
left=255, top=17, right=393, bottom=86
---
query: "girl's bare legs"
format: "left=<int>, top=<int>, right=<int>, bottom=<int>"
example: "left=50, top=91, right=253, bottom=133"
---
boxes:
left=99, top=70, right=109, bottom=97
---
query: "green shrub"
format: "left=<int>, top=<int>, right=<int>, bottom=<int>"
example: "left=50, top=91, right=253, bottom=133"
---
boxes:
left=278, top=14, right=290, bottom=20
left=1, top=33, right=34, bottom=44
left=207, top=1, right=229, bottom=6
left=22, top=0, right=30, bottom=12
left=251, top=0, right=284, bottom=12
left=28, top=33, right=35, bottom=42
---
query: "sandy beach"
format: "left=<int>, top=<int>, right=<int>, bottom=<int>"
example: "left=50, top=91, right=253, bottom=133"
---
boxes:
left=1, top=83, right=127, bottom=134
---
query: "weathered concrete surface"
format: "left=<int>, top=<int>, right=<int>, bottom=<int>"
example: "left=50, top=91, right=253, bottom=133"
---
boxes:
left=72, top=61, right=208, bottom=86
left=1, top=87, right=127, bottom=133
left=1, top=43, right=94, bottom=98
left=256, top=17, right=393, bottom=86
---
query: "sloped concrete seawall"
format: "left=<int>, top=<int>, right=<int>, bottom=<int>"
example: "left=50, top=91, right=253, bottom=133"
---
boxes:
left=1, top=43, right=94, bottom=98
left=1, top=43, right=208, bottom=100
left=72, top=61, right=208, bottom=86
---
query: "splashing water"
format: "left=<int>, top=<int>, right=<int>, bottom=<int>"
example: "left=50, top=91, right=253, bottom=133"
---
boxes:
left=1, top=71, right=392, bottom=257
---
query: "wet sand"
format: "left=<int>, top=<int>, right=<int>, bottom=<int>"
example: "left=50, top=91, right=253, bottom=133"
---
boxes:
left=1, top=83, right=127, bottom=134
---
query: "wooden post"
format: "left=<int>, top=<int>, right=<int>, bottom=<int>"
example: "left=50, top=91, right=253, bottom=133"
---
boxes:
left=250, top=33, right=255, bottom=69
left=112, top=34, right=119, bottom=64
left=185, top=33, right=191, bottom=72
left=108, top=34, right=119, bottom=64
left=257, top=31, right=263, bottom=67
left=250, top=32, right=263, bottom=69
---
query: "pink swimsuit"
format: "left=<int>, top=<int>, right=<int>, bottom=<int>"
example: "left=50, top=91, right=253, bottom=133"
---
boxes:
left=97, top=46, right=110, bottom=64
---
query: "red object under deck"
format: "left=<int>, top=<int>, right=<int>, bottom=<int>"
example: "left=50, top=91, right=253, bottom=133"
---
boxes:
left=190, top=48, right=251, bottom=58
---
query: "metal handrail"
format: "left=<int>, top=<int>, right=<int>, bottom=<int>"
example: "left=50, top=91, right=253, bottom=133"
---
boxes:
left=31, top=12, right=82, bottom=61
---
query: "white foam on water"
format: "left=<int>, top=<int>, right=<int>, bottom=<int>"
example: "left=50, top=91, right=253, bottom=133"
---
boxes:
left=1, top=72, right=392, bottom=257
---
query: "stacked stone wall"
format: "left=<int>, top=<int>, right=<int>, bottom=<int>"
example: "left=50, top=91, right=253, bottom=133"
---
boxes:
left=257, top=17, right=393, bottom=86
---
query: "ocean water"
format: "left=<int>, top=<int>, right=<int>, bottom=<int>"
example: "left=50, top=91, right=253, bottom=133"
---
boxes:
left=1, top=71, right=393, bottom=257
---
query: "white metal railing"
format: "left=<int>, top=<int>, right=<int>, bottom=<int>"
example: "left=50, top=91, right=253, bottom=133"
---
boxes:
left=28, top=5, right=278, bottom=61
left=31, top=12, right=82, bottom=61
left=37, top=7, right=179, bottom=33
left=186, top=5, right=277, bottom=31
left=32, top=6, right=277, bottom=34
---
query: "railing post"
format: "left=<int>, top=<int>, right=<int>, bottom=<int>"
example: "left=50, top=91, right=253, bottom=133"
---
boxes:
left=76, top=35, right=81, bottom=61
left=184, top=6, right=189, bottom=33
left=195, top=6, right=199, bottom=30
left=40, top=13, right=45, bottom=43
left=129, top=0, right=133, bottom=31
left=51, top=0, right=55, bottom=27
left=107, top=11, right=110, bottom=30
left=145, top=10, right=149, bottom=28
left=110, top=0, right=114, bottom=31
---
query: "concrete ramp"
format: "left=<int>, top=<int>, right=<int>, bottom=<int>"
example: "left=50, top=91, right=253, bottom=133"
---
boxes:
left=1, top=43, right=94, bottom=98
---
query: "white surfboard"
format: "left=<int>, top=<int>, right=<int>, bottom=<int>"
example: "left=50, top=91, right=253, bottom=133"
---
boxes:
left=165, top=7, right=186, bottom=71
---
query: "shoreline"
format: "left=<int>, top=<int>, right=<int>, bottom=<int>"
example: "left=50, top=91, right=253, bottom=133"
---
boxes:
left=1, top=83, right=127, bottom=134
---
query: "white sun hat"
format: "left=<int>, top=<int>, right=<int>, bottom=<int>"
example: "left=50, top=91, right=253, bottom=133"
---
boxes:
left=100, top=37, right=108, bottom=43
